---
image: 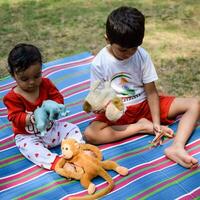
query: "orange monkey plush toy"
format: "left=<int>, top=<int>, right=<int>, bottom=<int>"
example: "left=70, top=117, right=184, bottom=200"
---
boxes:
left=55, top=138, right=129, bottom=200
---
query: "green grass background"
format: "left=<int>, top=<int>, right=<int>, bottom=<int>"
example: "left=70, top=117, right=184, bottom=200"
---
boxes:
left=0, top=0, right=199, bottom=97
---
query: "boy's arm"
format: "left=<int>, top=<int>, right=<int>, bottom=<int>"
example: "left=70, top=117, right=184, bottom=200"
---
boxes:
left=144, top=82, right=161, bottom=130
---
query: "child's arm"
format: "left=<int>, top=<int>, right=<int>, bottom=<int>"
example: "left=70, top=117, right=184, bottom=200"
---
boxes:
left=46, top=78, right=64, bottom=104
left=3, top=94, right=31, bottom=128
left=144, top=82, right=174, bottom=146
left=144, top=82, right=161, bottom=132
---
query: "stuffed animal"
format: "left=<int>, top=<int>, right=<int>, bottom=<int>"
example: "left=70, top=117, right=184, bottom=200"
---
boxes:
left=55, top=138, right=129, bottom=200
left=83, top=80, right=126, bottom=122
left=41, top=100, right=69, bottom=120
left=34, top=106, right=49, bottom=136
left=55, top=142, right=103, bottom=180
left=34, top=100, right=69, bottom=136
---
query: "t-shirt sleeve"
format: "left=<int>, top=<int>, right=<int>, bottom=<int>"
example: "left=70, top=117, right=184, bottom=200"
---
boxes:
left=46, top=78, right=64, bottom=104
left=90, top=54, right=106, bottom=89
left=3, top=93, right=27, bottom=129
left=142, top=52, right=158, bottom=84
left=90, top=62, right=104, bottom=82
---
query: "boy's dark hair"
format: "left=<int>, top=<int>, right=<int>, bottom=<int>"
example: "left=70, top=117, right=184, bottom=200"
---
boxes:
left=106, top=6, right=145, bottom=48
left=7, top=43, right=42, bottom=76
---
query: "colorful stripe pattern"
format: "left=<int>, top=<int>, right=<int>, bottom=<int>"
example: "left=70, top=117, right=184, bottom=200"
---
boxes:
left=0, top=52, right=199, bottom=200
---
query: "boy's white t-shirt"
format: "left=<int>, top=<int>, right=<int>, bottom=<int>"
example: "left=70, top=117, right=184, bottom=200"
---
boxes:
left=91, top=46, right=158, bottom=106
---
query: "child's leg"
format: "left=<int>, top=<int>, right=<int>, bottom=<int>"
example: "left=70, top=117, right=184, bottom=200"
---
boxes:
left=165, top=97, right=200, bottom=168
left=15, top=134, right=58, bottom=170
left=43, top=121, right=85, bottom=147
left=84, top=118, right=172, bottom=144
left=63, top=122, right=85, bottom=143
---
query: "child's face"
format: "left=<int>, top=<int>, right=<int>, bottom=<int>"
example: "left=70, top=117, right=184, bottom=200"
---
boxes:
left=110, top=43, right=138, bottom=60
left=13, top=63, right=42, bottom=93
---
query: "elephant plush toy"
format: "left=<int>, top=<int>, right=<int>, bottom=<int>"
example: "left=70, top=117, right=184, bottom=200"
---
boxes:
left=34, top=100, right=69, bottom=136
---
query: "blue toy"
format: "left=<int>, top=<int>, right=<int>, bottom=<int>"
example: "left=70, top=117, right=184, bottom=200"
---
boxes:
left=34, top=100, right=69, bottom=136
left=34, top=106, right=49, bottom=136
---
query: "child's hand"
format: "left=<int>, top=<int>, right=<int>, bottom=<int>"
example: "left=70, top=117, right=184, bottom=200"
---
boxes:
left=151, top=129, right=165, bottom=146
left=151, top=124, right=174, bottom=147
left=30, top=114, right=35, bottom=124
left=26, top=113, right=35, bottom=125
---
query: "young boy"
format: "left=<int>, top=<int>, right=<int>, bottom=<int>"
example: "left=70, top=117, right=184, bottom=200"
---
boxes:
left=84, top=6, right=200, bottom=169
left=3, top=43, right=85, bottom=171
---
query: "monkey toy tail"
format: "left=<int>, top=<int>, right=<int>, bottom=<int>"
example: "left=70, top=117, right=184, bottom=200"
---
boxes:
left=69, top=169, right=114, bottom=200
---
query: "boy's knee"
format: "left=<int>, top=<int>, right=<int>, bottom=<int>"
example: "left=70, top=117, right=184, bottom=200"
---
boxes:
left=190, top=98, right=200, bottom=111
left=83, top=127, right=97, bottom=144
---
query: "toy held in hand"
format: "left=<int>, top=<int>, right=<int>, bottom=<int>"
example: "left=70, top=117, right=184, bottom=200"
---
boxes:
left=34, top=100, right=69, bottom=136
left=83, top=80, right=126, bottom=122
left=42, top=100, right=69, bottom=120
left=55, top=138, right=129, bottom=200
left=34, top=106, right=49, bottom=136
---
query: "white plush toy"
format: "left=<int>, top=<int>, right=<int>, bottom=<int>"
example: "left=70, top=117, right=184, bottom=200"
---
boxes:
left=83, top=80, right=126, bottom=121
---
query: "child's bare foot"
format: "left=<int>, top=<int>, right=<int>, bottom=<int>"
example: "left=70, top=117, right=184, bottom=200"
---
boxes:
left=137, top=118, right=174, bottom=138
left=165, top=144, right=199, bottom=168
left=137, top=118, right=154, bottom=133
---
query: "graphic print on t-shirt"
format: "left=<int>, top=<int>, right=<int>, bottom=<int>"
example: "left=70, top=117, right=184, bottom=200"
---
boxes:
left=110, top=72, right=144, bottom=105
left=111, top=72, right=136, bottom=96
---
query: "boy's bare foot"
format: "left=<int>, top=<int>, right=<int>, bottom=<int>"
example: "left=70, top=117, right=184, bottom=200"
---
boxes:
left=137, top=118, right=174, bottom=137
left=165, top=144, right=199, bottom=168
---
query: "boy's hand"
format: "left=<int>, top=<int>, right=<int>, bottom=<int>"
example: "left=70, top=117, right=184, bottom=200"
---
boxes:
left=151, top=124, right=174, bottom=146
left=152, top=123, right=163, bottom=144
left=151, top=129, right=165, bottom=146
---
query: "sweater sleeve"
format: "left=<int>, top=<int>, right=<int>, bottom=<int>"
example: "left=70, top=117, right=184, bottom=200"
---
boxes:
left=3, top=93, right=27, bottom=129
left=46, top=79, right=64, bottom=104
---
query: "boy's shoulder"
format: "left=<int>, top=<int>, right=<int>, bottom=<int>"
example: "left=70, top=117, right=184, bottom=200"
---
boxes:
left=92, top=46, right=115, bottom=67
left=93, top=46, right=109, bottom=59
left=137, top=46, right=150, bottom=57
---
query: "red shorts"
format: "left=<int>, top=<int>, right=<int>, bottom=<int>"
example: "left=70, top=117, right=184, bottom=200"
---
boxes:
left=92, top=96, right=176, bottom=126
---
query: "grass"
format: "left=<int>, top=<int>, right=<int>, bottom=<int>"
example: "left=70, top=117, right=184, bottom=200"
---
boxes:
left=0, top=0, right=199, bottom=97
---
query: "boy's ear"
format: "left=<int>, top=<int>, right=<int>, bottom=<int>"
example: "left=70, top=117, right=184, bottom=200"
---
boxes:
left=104, top=34, right=110, bottom=44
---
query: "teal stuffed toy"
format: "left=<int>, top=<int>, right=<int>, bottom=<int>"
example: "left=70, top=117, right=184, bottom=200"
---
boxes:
left=34, top=100, right=69, bottom=136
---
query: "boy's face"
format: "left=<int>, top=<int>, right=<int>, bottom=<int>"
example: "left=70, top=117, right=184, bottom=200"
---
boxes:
left=13, top=63, right=42, bottom=93
left=109, top=43, right=138, bottom=60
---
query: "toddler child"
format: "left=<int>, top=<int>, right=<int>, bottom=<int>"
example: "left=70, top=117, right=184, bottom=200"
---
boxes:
left=3, top=43, right=85, bottom=170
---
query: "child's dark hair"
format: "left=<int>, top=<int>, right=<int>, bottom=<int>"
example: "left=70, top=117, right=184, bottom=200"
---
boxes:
left=106, top=6, right=145, bottom=48
left=7, top=43, right=42, bottom=76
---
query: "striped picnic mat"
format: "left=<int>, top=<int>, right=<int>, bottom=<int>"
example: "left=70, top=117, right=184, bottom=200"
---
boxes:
left=0, top=52, right=199, bottom=200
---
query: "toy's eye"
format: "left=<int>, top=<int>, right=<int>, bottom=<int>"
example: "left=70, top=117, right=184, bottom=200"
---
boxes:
left=65, top=147, right=68, bottom=150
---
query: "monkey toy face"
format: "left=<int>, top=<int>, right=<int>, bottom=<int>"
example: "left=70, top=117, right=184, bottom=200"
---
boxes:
left=61, top=139, right=80, bottom=159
